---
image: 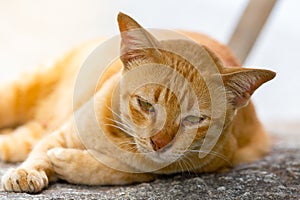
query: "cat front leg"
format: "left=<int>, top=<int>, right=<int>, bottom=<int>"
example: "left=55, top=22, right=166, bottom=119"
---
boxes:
left=232, top=125, right=271, bottom=165
left=47, top=147, right=155, bottom=185
left=1, top=127, right=73, bottom=193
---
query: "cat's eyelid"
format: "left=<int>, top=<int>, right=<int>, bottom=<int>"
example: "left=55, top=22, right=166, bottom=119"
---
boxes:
left=135, top=95, right=149, bottom=105
left=135, top=95, right=148, bottom=102
left=183, top=112, right=208, bottom=119
left=185, top=115, right=206, bottom=121
left=182, top=114, right=208, bottom=127
left=135, top=95, right=155, bottom=113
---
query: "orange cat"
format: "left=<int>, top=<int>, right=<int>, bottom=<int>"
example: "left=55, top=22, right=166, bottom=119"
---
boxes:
left=0, top=12, right=275, bottom=193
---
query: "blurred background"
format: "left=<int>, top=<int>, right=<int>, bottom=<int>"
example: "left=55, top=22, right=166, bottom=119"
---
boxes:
left=0, top=0, right=299, bottom=137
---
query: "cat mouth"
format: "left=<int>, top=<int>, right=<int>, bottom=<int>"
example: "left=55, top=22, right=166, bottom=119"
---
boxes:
left=144, top=139, right=182, bottom=163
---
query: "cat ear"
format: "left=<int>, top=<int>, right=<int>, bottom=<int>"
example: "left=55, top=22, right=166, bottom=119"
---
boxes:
left=117, top=12, right=160, bottom=67
left=221, top=68, right=276, bottom=108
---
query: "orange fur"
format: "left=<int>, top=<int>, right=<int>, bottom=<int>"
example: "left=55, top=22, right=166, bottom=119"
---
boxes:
left=1, top=13, right=275, bottom=193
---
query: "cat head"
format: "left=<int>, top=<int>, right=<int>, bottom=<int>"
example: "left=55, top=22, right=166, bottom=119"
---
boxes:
left=115, top=12, right=275, bottom=165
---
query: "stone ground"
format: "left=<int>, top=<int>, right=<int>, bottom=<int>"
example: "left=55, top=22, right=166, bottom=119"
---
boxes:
left=0, top=135, right=299, bottom=200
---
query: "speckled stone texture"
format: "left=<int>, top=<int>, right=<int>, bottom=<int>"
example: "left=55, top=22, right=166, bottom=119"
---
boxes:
left=0, top=141, right=299, bottom=199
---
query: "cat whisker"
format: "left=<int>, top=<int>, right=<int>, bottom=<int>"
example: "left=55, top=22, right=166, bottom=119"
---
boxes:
left=182, top=155, right=198, bottom=176
left=117, top=141, right=137, bottom=148
left=105, top=117, right=135, bottom=132
left=104, top=123, right=136, bottom=138
left=188, top=149, right=232, bottom=167
left=177, top=159, right=185, bottom=174
left=117, top=140, right=137, bottom=145
left=105, top=105, right=132, bottom=126
left=175, top=152, right=192, bottom=174
left=105, top=105, right=137, bottom=134
left=118, top=143, right=138, bottom=152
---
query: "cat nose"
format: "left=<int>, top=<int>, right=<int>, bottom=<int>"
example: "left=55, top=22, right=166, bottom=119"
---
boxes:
left=150, top=133, right=173, bottom=151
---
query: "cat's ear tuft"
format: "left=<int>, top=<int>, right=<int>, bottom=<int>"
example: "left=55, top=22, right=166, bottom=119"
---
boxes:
left=117, top=12, right=160, bottom=67
left=222, top=68, right=276, bottom=108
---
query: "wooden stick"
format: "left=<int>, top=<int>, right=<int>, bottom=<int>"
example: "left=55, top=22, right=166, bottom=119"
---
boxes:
left=228, top=0, right=278, bottom=64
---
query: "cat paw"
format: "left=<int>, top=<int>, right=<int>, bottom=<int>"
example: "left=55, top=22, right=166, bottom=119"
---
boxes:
left=47, top=148, right=80, bottom=183
left=1, top=168, right=48, bottom=193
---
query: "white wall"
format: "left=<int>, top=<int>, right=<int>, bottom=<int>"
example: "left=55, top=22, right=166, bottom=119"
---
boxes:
left=0, top=0, right=299, bottom=129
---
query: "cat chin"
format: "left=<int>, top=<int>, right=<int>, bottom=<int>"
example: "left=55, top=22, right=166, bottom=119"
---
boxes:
left=141, top=149, right=182, bottom=165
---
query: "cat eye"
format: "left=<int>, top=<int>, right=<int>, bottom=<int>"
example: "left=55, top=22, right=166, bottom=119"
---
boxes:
left=136, top=96, right=155, bottom=113
left=182, top=115, right=206, bottom=127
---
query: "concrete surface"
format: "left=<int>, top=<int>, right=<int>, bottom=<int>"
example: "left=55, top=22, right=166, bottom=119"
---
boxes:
left=0, top=134, right=299, bottom=200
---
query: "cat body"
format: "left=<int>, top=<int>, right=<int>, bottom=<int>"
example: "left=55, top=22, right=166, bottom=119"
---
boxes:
left=0, top=13, right=275, bottom=193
